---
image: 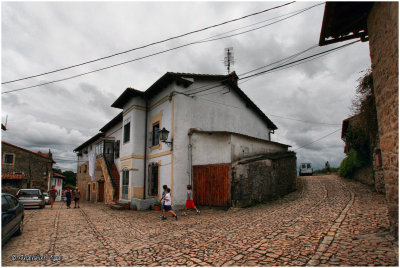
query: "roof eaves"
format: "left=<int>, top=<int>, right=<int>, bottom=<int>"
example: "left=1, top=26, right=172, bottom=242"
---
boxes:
left=319, top=2, right=373, bottom=46
left=73, top=133, right=105, bottom=152
left=99, top=112, right=123, bottom=133
left=111, top=88, right=145, bottom=109
left=1, top=141, right=54, bottom=162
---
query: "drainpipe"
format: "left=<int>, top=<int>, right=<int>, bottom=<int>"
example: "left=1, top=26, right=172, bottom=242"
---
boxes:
left=188, top=134, right=193, bottom=186
left=143, top=99, right=148, bottom=200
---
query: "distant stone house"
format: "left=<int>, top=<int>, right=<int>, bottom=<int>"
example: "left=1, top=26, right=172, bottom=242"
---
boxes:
left=74, top=72, right=296, bottom=209
left=1, top=141, right=55, bottom=191
left=319, top=2, right=398, bottom=237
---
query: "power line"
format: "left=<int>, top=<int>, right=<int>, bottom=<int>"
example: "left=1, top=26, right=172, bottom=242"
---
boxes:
left=268, top=114, right=341, bottom=126
left=240, top=40, right=360, bottom=80
left=293, top=128, right=341, bottom=151
left=184, top=43, right=320, bottom=96
left=185, top=40, right=359, bottom=96
left=2, top=1, right=295, bottom=85
left=2, top=2, right=322, bottom=95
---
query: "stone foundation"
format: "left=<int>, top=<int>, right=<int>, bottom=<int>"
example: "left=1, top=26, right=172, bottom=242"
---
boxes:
left=231, top=152, right=297, bottom=207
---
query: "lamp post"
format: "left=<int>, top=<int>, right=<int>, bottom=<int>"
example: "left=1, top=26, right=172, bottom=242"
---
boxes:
left=159, top=127, right=173, bottom=148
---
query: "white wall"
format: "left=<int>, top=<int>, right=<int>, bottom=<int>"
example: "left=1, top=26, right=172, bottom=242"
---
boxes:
left=191, top=132, right=231, bottom=165
left=230, top=134, right=289, bottom=162
left=172, top=78, right=274, bottom=206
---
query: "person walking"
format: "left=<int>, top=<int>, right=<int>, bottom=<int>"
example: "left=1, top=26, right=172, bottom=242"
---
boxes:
left=74, top=187, right=81, bottom=208
left=182, top=184, right=200, bottom=216
left=64, top=187, right=72, bottom=209
left=160, top=185, right=168, bottom=218
left=48, top=185, right=58, bottom=209
left=160, top=188, right=178, bottom=220
left=325, top=161, right=330, bottom=172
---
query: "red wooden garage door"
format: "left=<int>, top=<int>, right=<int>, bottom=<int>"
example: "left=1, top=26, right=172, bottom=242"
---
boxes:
left=193, top=163, right=230, bottom=207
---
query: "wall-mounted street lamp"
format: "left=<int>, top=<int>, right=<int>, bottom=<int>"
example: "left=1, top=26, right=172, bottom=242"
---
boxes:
left=159, top=127, right=173, bottom=147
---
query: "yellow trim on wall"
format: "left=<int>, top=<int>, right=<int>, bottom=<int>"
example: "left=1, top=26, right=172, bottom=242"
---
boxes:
left=120, top=151, right=171, bottom=161
left=123, top=105, right=146, bottom=116
left=150, top=95, right=169, bottom=111
left=133, top=187, right=144, bottom=198
left=129, top=168, right=139, bottom=171
left=150, top=110, right=163, bottom=152
left=120, top=154, right=145, bottom=161
left=120, top=160, right=131, bottom=169
left=147, top=150, right=172, bottom=159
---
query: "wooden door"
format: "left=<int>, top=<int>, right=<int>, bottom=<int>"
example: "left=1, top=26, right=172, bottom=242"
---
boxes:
left=193, top=163, right=231, bottom=207
left=98, top=182, right=104, bottom=202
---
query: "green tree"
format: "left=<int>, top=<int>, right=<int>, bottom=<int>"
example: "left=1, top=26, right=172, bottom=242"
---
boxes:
left=340, top=70, right=378, bottom=177
left=62, top=170, right=76, bottom=189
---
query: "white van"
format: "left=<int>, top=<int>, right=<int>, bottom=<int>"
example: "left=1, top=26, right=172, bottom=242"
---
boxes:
left=299, top=163, right=313, bottom=176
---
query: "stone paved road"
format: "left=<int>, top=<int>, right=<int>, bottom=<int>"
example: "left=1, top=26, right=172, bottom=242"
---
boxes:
left=2, top=175, right=398, bottom=266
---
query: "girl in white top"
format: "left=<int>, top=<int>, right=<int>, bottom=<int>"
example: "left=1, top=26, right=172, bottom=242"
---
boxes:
left=160, top=188, right=178, bottom=220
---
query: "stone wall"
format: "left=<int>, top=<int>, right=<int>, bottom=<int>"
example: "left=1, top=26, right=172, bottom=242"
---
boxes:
left=367, top=2, right=398, bottom=237
left=2, top=142, right=53, bottom=191
left=231, top=152, right=297, bottom=207
left=97, top=157, right=116, bottom=204
left=353, top=165, right=374, bottom=186
left=76, top=162, right=91, bottom=201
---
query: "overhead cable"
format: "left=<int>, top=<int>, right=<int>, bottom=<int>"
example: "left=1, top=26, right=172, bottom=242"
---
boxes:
left=2, top=2, right=323, bottom=95
left=293, top=128, right=341, bottom=151
left=2, top=1, right=295, bottom=85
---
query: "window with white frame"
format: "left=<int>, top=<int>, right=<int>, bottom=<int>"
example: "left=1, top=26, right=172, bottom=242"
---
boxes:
left=3, top=154, right=14, bottom=164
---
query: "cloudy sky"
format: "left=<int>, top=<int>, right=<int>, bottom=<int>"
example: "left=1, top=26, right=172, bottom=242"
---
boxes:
left=2, top=1, right=372, bottom=172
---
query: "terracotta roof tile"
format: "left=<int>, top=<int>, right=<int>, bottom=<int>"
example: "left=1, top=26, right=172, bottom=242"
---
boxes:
left=53, top=172, right=66, bottom=179
left=2, top=174, right=24, bottom=180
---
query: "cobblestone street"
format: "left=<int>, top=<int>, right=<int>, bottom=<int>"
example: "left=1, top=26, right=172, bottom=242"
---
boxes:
left=2, top=175, right=398, bottom=266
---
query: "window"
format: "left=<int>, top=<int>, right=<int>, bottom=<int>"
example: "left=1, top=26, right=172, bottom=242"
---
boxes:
left=124, top=122, right=131, bottom=143
left=152, top=123, right=160, bottom=146
left=4, top=154, right=14, bottom=164
left=148, top=163, right=159, bottom=196
left=95, top=142, right=104, bottom=157
left=2, top=196, right=10, bottom=211
left=114, top=140, right=120, bottom=159
left=83, top=165, right=87, bottom=173
left=122, top=170, right=129, bottom=200
left=5, top=196, right=18, bottom=208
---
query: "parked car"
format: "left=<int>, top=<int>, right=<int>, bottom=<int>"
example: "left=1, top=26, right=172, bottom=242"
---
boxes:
left=2, top=193, right=24, bottom=245
left=299, top=163, right=313, bottom=176
left=16, top=189, right=45, bottom=209
left=43, top=193, right=50, bottom=205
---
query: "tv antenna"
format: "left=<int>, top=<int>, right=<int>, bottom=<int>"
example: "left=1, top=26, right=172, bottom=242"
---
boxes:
left=224, top=47, right=235, bottom=74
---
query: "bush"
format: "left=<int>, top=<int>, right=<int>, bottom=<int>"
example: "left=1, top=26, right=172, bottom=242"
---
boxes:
left=314, top=167, right=339, bottom=175
left=339, top=149, right=367, bottom=178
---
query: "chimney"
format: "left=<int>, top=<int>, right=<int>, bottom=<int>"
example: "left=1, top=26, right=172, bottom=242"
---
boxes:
left=229, top=71, right=239, bottom=85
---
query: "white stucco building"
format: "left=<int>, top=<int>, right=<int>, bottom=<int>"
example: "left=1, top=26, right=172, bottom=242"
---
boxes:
left=75, top=72, right=291, bottom=209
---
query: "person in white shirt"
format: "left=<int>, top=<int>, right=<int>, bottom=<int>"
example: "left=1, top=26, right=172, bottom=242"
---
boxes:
left=160, top=188, right=178, bottom=220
